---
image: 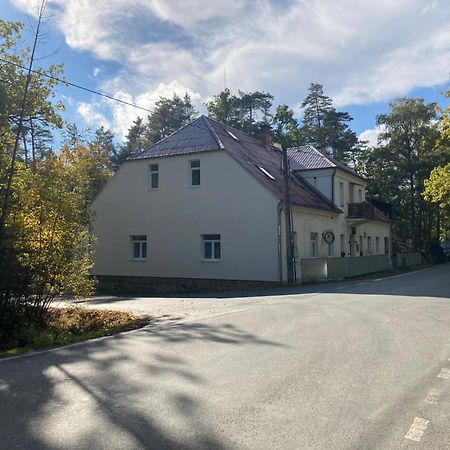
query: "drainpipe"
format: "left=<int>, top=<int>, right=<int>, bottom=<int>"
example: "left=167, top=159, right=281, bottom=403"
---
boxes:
left=331, top=168, right=337, bottom=205
left=277, top=201, right=283, bottom=282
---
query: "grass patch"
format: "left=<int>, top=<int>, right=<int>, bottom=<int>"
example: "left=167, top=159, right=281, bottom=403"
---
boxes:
left=0, top=306, right=149, bottom=358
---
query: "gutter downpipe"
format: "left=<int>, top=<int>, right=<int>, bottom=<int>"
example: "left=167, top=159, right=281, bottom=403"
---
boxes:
left=277, top=201, right=283, bottom=282
left=331, top=168, right=337, bottom=205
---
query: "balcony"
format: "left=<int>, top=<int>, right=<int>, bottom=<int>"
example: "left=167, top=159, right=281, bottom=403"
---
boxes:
left=347, top=202, right=376, bottom=221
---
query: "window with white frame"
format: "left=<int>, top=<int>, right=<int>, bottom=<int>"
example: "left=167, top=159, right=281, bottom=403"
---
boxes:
left=202, top=234, right=221, bottom=260
left=375, top=236, right=380, bottom=254
left=339, top=182, right=344, bottom=207
left=328, top=242, right=334, bottom=257
left=311, top=233, right=319, bottom=258
left=367, top=236, right=372, bottom=255
left=149, top=164, right=159, bottom=189
left=131, top=235, right=147, bottom=260
left=358, top=188, right=363, bottom=203
left=190, top=160, right=200, bottom=186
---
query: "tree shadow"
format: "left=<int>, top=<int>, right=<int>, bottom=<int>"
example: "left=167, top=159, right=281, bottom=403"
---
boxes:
left=0, top=318, right=284, bottom=449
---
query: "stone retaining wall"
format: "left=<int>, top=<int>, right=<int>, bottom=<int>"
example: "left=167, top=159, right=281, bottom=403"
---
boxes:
left=95, top=275, right=280, bottom=296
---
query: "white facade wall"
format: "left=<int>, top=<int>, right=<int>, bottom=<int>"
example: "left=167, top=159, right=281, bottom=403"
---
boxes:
left=91, top=151, right=280, bottom=281
left=333, top=170, right=366, bottom=216
left=296, top=168, right=334, bottom=199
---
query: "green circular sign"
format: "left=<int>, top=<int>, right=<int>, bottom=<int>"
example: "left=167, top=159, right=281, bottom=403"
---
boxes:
left=322, top=230, right=335, bottom=244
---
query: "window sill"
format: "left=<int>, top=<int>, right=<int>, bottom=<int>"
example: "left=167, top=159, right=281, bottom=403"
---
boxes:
left=189, top=185, right=201, bottom=189
left=130, top=258, right=147, bottom=262
left=201, top=259, right=221, bottom=263
left=147, top=188, right=159, bottom=191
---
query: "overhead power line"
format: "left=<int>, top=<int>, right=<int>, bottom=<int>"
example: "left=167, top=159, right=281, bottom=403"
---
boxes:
left=0, top=57, right=154, bottom=114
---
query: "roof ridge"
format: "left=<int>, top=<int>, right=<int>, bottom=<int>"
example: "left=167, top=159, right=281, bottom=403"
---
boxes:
left=202, top=116, right=224, bottom=149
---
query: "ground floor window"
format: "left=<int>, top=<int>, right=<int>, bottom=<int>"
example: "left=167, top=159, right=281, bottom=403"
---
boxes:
left=311, top=233, right=319, bottom=258
left=340, top=234, right=345, bottom=256
left=202, top=234, right=221, bottom=260
left=384, top=237, right=390, bottom=255
left=328, top=243, right=334, bottom=257
left=375, top=236, right=380, bottom=254
left=367, top=236, right=372, bottom=255
left=131, top=235, right=147, bottom=260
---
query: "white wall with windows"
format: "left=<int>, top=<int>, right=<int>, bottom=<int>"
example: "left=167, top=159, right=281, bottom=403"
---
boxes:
left=91, top=151, right=280, bottom=281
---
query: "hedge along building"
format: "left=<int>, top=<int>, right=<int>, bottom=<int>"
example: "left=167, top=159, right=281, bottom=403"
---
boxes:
left=91, top=116, right=391, bottom=287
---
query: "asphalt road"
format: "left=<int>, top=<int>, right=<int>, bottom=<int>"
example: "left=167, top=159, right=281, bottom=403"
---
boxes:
left=1, top=264, right=450, bottom=449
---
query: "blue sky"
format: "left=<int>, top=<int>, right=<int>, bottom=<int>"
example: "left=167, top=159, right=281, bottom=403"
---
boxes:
left=3, top=0, right=450, bottom=145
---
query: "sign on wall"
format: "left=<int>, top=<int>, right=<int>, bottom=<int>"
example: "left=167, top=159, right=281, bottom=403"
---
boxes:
left=322, top=229, right=335, bottom=244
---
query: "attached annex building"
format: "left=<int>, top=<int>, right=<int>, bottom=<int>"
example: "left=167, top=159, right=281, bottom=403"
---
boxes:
left=91, top=116, right=391, bottom=283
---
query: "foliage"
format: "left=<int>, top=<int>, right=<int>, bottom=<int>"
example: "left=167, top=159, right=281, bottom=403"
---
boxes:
left=1, top=307, right=147, bottom=354
left=206, top=88, right=274, bottom=136
left=300, top=83, right=358, bottom=162
left=423, top=164, right=450, bottom=208
left=0, top=19, right=102, bottom=343
left=144, top=93, right=198, bottom=147
left=272, top=104, right=300, bottom=148
left=360, top=98, right=441, bottom=251
left=0, top=19, right=64, bottom=162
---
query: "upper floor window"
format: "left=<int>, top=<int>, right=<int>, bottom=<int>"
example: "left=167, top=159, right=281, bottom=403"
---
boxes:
left=190, top=160, right=200, bottom=186
left=202, top=234, right=221, bottom=260
left=149, top=164, right=159, bottom=189
left=131, top=235, right=147, bottom=260
left=339, top=182, right=344, bottom=207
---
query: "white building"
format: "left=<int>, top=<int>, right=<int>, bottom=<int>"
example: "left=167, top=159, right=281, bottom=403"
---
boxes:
left=91, top=116, right=391, bottom=285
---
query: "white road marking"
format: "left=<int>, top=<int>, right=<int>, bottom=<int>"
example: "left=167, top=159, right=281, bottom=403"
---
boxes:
left=405, top=417, right=430, bottom=442
left=424, top=388, right=442, bottom=404
left=437, top=368, right=450, bottom=379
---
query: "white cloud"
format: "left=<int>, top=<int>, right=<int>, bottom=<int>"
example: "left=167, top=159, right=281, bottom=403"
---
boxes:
left=12, top=0, right=450, bottom=136
left=77, top=102, right=111, bottom=130
left=359, top=125, right=387, bottom=147
left=104, top=80, right=202, bottom=139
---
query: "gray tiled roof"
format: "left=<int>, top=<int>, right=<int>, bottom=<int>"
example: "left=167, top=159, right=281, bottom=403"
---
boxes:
left=130, top=116, right=223, bottom=159
left=287, top=145, right=363, bottom=180
left=129, top=116, right=340, bottom=213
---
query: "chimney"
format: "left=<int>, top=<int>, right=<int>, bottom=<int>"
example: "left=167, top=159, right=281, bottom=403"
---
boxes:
left=260, top=123, right=271, bottom=147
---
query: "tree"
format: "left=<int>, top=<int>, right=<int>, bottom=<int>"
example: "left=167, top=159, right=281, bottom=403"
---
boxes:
left=300, top=83, right=333, bottom=151
left=206, top=89, right=274, bottom=136
left=362, top=98, right=440, bottom=252
left=206, top=88, right=240, bottom=128
left=0, top=17, right=94, bottom=340
left=238, top=90, right=274, bottom=135
left=299, top=83, right=359, bottom=162
left=93, top=126, right=120, bottom=170
left=272, top=104, right=301, bottom=148
left=115, top=117, right=146, bottom=166
left=144, top=93, right=198, bottom=147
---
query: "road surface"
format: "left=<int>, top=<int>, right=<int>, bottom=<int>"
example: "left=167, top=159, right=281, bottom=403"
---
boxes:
left=1, top=264, right=450, bottom=449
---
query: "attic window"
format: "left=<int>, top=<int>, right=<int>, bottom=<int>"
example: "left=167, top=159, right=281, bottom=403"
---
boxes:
left=226, top=130, right=239, bottom=141
left=256, top=165, right=275, bottom=180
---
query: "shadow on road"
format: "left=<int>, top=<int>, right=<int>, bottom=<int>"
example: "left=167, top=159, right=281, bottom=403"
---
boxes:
left=0, top=319, right=283, bottom=449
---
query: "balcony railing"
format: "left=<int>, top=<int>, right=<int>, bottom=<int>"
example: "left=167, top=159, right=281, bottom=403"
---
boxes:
left=347, top=202, right=376, bottom=220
